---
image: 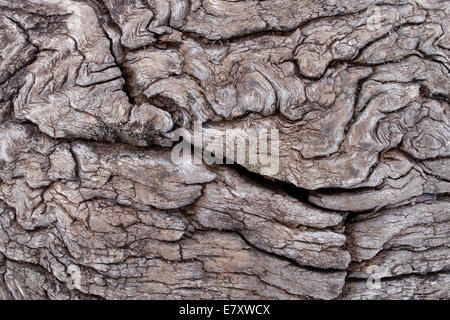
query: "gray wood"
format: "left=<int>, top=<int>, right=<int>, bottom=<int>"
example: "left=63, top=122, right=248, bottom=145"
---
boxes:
left=0, top=0, right=448, bottom=300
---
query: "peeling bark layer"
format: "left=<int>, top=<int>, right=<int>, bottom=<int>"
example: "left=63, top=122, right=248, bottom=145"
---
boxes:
left=0, top=0, right=448, bottom=300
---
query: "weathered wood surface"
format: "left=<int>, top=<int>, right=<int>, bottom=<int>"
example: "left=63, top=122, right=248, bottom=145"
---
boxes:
left=0, top=0, right=448, bottom=300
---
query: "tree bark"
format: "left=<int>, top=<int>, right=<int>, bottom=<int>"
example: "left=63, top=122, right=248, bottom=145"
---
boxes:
left=0, top=0, right=448, bottom=300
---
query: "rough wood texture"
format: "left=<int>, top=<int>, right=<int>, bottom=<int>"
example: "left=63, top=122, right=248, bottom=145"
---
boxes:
left=0, top=0, right=448, bottom=300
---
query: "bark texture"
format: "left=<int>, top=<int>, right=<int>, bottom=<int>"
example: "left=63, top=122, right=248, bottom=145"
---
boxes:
left=0, top=0, right=449, bottom=300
